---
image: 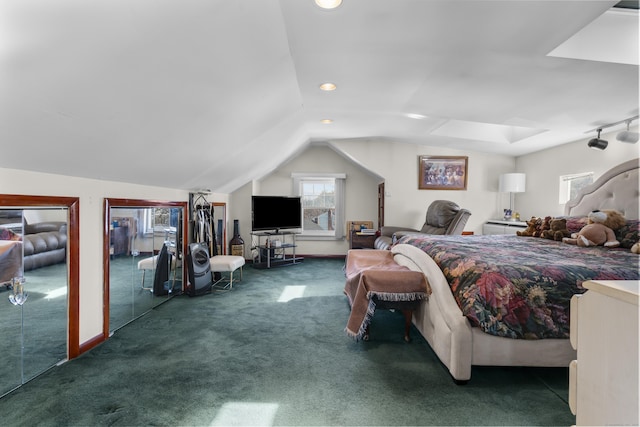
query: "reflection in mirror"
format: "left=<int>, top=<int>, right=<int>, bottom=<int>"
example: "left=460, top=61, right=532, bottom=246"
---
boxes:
left=213, top=203, right=226, bottom=255
left=0, top=207, right=68, bottom=397
left=105, top=200, right=186, bottom=336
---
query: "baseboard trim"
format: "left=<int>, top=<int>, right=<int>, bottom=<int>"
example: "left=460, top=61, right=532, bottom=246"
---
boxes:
left=296, top=254, right=346, bottom=259
left=78, top=333, right=106, bottom=356
left=246, top=254, right=346, bottom=265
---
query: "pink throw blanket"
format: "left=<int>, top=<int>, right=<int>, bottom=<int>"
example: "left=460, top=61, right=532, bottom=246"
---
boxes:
left=344, top=250, right=430, bottom=340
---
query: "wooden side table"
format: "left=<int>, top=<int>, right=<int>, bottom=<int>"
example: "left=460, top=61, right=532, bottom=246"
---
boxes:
left=349, top=231, right=377, bottom=249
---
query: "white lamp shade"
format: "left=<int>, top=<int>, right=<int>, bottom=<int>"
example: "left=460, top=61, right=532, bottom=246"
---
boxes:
left=499, top=173, right=526, bottom=193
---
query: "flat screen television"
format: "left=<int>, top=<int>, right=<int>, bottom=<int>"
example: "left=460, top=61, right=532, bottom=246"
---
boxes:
left=251, top=196, right=302, bottom=233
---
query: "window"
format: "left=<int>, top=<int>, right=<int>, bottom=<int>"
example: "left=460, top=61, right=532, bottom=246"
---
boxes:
left=292, top=174, right=346, bottom=238
left=559, top=172, right=593, bottom=204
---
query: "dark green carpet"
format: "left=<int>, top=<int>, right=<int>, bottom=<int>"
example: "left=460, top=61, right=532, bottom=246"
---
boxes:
left=0, top=258, right=575, bottom=426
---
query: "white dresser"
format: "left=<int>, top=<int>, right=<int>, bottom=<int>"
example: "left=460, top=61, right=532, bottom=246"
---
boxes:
left=482, top=219, right=527, bottom=235
left=569, top=280, right=639, bottom=426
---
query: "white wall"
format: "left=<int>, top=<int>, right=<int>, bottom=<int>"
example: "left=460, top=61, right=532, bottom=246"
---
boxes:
left=516, top=126, right=640, bottom=219
left=231, top=144, right=382, bottom=256
left=23, top=209, right=67, bottom=224
left=0, top=167, right=189, bottom=346
left=232, top=140, right=517, bottom=251
left=331, top=139, right=516, bottom=234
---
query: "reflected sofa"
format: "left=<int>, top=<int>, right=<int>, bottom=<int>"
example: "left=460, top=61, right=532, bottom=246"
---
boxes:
left=1, top=213, right=67, bottom=279
left=23, top=222, right=67, bottom=271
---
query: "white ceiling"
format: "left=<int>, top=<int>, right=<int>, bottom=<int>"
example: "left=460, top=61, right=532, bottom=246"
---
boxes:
left=0, top=0, right=638, bottom=193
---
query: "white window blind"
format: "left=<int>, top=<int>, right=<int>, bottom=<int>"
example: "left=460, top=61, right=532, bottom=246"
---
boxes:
left=559, top=172, right=594, bottom=204
left=292, top=173, right=346, bottom=239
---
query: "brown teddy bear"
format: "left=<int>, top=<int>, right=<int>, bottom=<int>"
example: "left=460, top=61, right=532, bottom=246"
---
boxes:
left=517, top=216, right=540, bottom=236
left=562, top=209, right=626, bottom=248
left=533, top=216, right=551, bottom=238
left=542, top=218, right=572, bottom=241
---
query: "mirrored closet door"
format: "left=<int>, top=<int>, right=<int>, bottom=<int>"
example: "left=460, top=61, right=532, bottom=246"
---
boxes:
left=212, top=202, right=226, bottom=255
left=104, top=199, right=187, bottom=335
left=0, top=195, right=80, bottom=398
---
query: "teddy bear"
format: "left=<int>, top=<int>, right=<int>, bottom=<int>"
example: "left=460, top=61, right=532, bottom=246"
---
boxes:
left=533, top=216, right=551, bottom=238
left=562, top=209, right=626, bottom=248
left=517, top=216, right=540, bottom=236
left=542, top=218, right=572, bottom=241
left=632, top=242, right=640, bottom=254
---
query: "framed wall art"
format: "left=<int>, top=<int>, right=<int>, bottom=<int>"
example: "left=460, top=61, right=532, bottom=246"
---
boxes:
left=418, top=155, right=468, bottom=190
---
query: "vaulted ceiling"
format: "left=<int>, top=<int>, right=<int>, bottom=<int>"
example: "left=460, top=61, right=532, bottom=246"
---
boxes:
left=1, top=0, right=637, bottom=193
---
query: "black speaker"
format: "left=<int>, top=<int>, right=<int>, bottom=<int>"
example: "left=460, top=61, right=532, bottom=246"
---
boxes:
left=186, top=243, right=212, bottom=296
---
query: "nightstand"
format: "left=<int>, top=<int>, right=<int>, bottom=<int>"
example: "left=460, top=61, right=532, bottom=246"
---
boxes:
left=349, top=231, right=377, bottom=249
left=483, top=219, right=527, bottom=235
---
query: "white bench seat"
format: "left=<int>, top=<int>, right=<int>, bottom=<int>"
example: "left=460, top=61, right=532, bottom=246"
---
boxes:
left=209, top=255, right=245, bottom=289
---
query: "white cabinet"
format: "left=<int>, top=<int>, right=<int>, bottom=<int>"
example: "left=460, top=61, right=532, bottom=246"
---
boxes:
left=482, top=219, right=527, bottom=235
left=569, top=280, right=639, bottom=426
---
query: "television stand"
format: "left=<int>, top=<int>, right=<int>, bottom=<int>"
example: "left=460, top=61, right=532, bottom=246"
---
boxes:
left=251, top=231, right=304, bottom=269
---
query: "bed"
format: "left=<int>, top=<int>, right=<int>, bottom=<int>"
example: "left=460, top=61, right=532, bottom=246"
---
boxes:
left=389, top=158, right=639, bottom=382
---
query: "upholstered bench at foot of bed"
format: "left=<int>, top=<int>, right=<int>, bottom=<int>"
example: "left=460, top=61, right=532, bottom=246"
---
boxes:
left=365, top=298, right=421, bottom=342
left=209, top=255, right=245, bottom=289
left=344, top=249, right=430, bottom=343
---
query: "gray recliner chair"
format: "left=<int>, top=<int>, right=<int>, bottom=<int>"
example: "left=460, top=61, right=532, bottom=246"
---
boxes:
left=374, top=200, right=471, bottom=250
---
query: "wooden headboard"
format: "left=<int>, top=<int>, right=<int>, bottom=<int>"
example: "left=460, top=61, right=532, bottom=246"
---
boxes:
left=565, top=158, right=639, bottom=219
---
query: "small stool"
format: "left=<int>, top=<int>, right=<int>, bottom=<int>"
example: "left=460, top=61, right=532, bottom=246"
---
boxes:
left=209, top=255, right=245, bottom=289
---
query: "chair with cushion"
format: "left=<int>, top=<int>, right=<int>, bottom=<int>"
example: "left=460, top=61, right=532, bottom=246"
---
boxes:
left=373, top=200, right=471, bottom=250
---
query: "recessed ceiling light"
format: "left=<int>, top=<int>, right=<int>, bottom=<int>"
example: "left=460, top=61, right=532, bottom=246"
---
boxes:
left=315, top=0, right=342, bottom=10
left=319, top=82, right=337, bottom=91
left=320, top=119, right=333, bottom=124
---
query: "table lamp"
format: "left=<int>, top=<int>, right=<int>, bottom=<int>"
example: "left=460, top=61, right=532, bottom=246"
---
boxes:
left=499, top=173, right=526, bottom=220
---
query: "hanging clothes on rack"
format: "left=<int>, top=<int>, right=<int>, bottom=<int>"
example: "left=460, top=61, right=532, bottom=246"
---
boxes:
left=196, top=205, right=215, bottom=253
left=189, top=192, right=220, bottom=284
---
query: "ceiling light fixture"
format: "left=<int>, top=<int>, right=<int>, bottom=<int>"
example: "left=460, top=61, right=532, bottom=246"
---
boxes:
left=588, top=129, right=608, bottom=150
left=319, top=82, right=336, bottom=91
left=314, top=0, right=342, bottom=9
left=616, top=119, right=639, bottom=143
left=585, top=114, right=638, bottom=148
left=320, top=119, right=333, bottom=124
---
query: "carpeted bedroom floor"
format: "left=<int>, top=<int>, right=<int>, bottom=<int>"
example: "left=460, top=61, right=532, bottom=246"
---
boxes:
left=0, top=257, right=575, bottom=426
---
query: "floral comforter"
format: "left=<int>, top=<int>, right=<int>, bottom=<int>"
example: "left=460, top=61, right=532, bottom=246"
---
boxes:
left=396, top=234, right=639, bottom=339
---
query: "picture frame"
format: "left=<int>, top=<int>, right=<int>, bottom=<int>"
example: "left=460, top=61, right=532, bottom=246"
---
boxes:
left=418, top=155, right=468, bottom=190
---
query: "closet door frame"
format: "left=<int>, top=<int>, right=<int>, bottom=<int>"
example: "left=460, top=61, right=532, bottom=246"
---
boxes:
left=0, top=194, right=81, bottom=358
left=102, top=198, right=188, bottom=340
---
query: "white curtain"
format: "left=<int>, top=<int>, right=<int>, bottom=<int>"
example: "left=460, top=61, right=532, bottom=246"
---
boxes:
left=334, top=176, right=345, bottom=238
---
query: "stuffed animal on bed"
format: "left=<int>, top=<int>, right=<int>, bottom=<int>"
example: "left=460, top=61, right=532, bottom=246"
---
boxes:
left=533, top=216, right=552, bottom=238
left=517, top=216, right=540, bottom=236
left=542, top=218, right=572, bottom=241
left=632, top=242, right=640, bottom=254
left=562, top=209, right=626, bottom=248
